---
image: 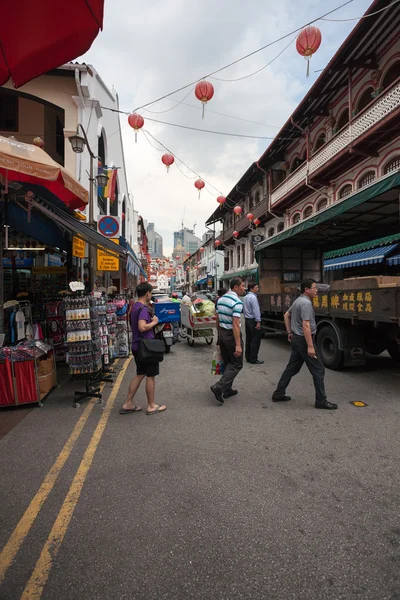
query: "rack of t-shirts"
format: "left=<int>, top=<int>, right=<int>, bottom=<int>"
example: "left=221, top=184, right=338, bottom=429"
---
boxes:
left=3, top=300, right=33, bottom=346
left=0, top=340, right=57, bottom=407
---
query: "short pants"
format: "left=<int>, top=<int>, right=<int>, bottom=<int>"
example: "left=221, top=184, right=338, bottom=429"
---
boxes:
left=132, top=352, right=160, bottom=377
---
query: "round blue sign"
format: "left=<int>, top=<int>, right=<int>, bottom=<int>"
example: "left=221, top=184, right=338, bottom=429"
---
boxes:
left=98, top=216, right=120, bottom=237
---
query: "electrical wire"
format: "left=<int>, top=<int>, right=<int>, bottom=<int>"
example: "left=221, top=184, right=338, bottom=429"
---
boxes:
left=166, top=101, right=281, bottom=129
left=141, top=87, right=195, bottom=115
left=210, top=36, right=296, bottom=82
left=321, top=0, right=400, bottom=21
left=130, top=0, right=355, bottom=112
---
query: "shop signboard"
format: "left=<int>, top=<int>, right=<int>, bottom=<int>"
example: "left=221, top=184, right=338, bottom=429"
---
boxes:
left=32, top=266, right=67, bottom=274
left=3, top=257, right=33, bottom=267
left=48, top=254, right=63, bottom=267
left=207, top=276, right=213, bottom=289
left=72, top=236, right=85, bottom=258
left=97, top=240, right=120, bottom=271
left=97, top=216, right=120, bottom=239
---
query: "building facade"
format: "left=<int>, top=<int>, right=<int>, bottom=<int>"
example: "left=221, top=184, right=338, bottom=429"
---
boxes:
left=173, top=228, right=201, bottom=255
left=206, top=0, right=400, bottom=286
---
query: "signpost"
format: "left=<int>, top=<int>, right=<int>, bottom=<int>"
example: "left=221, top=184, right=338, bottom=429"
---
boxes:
left=97, top=240, right=120, bottom=272
left=97, top=216, right=120, bottom=239
left=72, top=236, right=85, bottom=258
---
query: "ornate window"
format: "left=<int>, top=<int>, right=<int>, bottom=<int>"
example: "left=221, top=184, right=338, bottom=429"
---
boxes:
left=254, top=190, right=261, bottom=205
left=292, top=213, right=301, bottom=225
left=382, top=61, right=400, bottom=89
left=314, top=133, right=326, bottom=152
left=384, top=156, right=400, bottom=174
left=303, top=206, right=313, bottom=219
left=317, top=198, right=328, bottom=211
left=336, top=109, right=349, bottom=132
left=268, top=227, right=275, bottom=238
left=339, top=184, right=352, bottom=199
left=357, top=87, right=374, bottom=112
left=277, top=222, right=285, bottom=233
left=358, top=171, right=375, bottom=189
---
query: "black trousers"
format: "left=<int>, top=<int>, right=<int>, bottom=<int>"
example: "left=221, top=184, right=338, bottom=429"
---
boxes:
left=215, top=328, right=243, bottom=393
left=274, top=334, right=327, bottom=403
left=245, top=318, right=262, bottom=362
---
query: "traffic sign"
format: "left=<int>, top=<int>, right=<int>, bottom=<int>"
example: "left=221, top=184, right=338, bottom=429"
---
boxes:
left=98, top=216, right=120, bottom=239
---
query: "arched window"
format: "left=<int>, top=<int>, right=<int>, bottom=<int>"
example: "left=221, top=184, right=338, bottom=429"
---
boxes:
left=254, top=190, right=260, bottom=205
left=268, top=227, right=275, bottom=238
left=249, top=195, right=254, bottom=210
left=290, top=155, right=306, bottom=172
left=339, top=184, right=352, bottom=199
left=303, top=206, right=313, bottom=219
left=384, top=156, right=400, bottom=174
left=358, top=171, right=375, bottom=189
left=382, top=61, right=400, bottom=89
left=336, top=109, right=349, bottom=132
left=357, top=87, right=374, bottom=112
left=292, top=213, right=301, bottom=225
left=317, top=198, right=328, bottom=211
left=236, top=245, right=241, bottom=267
left=314, top=133, right=326, bottom=152
left=277, top=222, right=285, bottom=233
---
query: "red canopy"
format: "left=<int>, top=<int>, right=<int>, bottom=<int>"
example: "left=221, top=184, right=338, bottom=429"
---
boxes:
left=0, top=0, right=104, bottom=88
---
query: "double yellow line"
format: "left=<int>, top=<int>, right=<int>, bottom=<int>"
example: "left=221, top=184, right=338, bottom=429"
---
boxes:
left=0, top=357, right=131, bottom=599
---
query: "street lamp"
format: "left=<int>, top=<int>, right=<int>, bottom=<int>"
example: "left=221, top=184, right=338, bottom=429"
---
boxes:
left=68, top=124, right=109, bottom=290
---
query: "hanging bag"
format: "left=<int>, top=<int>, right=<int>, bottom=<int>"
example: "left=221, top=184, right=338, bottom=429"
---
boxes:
left=136, top=305, right=164, bottom=363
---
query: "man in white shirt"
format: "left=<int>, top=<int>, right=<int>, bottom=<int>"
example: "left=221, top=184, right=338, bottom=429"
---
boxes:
left=243, top=282, right=263, bottom=364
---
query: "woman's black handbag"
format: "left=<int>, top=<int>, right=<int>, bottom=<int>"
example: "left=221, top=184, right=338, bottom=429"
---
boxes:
left=136, top=305, right=164, bottom=363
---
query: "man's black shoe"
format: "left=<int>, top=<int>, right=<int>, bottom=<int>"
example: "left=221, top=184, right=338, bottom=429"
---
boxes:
left=210, top=385, right=224, bottom=405
left=315, top=400, right=338, bottom=410
left=250, top=360, right=264, bottom=364
left=272, top=394, right=292, bottom=402
left=223, top=389, right=238, bottom=398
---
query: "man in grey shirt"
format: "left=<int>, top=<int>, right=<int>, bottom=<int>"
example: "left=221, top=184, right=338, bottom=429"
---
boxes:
left=272, top=279, right=337, bottom=410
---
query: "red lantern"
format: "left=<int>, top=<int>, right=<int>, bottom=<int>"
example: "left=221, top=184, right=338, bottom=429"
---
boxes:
left=195, top=80, right=214, bottom=119
left=194, top=179, right=205, bottom=198
left=128, top=113, right=144, bottom=142
left=217, top=195, right=226, bottom=205
left=199, top=247, right=204, bottom=253
left=186, top=266, right=190, bottom=271
left=122, top=212, right=125, bottom=220
left=253, top=218, right=261, bottom=227
left=296, top=26, right=322, bottom=77
left=162, top=153, right=175, bottom=173
left=233, top=206, right=242, bottom=216
left=247, top=213, right=254, bottom=222
left=26, top=241, right=31, bottom=248
left=233, top=230, right=239, bottom=238
left=215, top=240, right=222, bottom=247
left=31, top=240, right=37, bottom=248
left=175, top=255, right=180, bottom=260
left=32, top=136, right=44, bottom=148
left=186, top=252, right=191, bottom=256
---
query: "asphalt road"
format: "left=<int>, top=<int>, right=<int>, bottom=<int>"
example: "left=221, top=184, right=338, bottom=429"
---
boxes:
left=1, top=333, right=400, bottom=600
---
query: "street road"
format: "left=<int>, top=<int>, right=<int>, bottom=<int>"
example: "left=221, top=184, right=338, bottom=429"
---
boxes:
left=0, top=334, right=399, bottom=599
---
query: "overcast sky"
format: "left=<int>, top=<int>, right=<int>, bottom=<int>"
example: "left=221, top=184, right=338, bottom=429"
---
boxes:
left=82, top=0, right=371, bottom=255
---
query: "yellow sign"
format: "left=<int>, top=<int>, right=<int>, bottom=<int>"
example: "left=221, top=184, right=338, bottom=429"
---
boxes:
left=32, top=266, right=67, bottom=275
left=97, top=242, right=120, bottom=272
left=72, top=236, right=85, bottom=258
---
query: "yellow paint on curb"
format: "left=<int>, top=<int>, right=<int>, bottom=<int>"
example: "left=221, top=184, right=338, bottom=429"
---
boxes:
left=20, top=357, right=132, bottom=600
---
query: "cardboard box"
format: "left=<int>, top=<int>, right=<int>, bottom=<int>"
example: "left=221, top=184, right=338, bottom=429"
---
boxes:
left=39, top=370, right=57, bottom=399
left=37, top=355, right=54, bottom=377
left=330, top=276, right=400, bottom=291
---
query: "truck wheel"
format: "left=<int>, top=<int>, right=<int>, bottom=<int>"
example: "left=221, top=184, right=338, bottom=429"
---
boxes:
left=387, top=340, right=400, bottom=362
left=316, top=325, right=344, bottom=370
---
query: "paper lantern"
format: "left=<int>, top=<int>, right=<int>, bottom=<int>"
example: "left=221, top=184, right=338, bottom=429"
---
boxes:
left=199, top=247, right=204, bottom=253
left=296, top=26, right=322, bottom=77
left=233, top=230, right=239, bottom=238
left=194, top=179, right=205, bottom=198
left=247, top=213, right=254, bottom=222
left=194, top=80, right=214, bottom=118
left=233, top=206, right=242, bottom=215
left=215, top=240, right=222, bottom=247
left=128, top=113, right=144, bottom=142
left=217, top=196, right=226, bottom=205
left=253, top=218, right=261, bottom=227
left=175, top=255, right=180, bottom=260
left=162, top=153, right=175, bottom=172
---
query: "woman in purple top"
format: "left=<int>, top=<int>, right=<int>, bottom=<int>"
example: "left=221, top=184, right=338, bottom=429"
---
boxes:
left=120, top=282, right=166, bottom=416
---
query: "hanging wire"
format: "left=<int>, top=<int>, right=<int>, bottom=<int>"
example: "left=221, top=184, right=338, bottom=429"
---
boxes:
left=210, top=36, right=296, bottom=82
left=141, top=87, right=195, bottom=115
left=321, top=0, right=400, bottom=21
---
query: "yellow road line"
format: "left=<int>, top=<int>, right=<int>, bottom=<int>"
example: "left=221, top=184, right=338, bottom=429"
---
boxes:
left=0, top=395, right=99, bottom=585
left=21, top=357, right=132, bottom=600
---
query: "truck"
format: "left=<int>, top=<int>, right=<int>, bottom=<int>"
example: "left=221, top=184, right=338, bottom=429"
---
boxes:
left=255, top=173, right=400, bottom=369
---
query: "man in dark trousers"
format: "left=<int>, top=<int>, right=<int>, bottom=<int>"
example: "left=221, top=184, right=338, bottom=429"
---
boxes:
left=211, top=277, right=246, bottom=405
left=243, top=282, right=263, bottom=364
left=272, top=279, right=338, bottom=410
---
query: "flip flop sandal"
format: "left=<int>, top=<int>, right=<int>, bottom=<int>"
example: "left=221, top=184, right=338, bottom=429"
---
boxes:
left=146, top=405, right=167, bottom=415
left=119, top=406, right=142, bottom=415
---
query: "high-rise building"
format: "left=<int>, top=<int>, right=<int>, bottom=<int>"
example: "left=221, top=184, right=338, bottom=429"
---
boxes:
left=147, top=222, right=164, bottom=258
left=173, top=228, right=201, bottom=255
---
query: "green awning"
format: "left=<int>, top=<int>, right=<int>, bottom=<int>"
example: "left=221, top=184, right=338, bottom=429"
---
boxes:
left=324, top=232, right=400, bottom=259
left=221, top=267, right=258, bottom=280
left=255, top=173, right=400, bottom=258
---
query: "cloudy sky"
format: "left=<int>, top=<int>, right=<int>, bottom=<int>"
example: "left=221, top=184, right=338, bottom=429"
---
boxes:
left=82, top=0, right=371, bottom=255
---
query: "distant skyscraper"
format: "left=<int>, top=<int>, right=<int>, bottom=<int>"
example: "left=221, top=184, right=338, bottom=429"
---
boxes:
left=173, top=228, right=201, bottom=255
left=147, top=222, right=164, bottom=258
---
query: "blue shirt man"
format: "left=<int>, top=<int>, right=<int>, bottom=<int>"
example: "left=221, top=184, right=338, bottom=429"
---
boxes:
left=243, top=282, right=263, bottom=364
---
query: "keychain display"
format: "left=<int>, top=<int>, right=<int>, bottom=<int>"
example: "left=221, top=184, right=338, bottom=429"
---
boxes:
left=65, top=295, right=104, bottom=375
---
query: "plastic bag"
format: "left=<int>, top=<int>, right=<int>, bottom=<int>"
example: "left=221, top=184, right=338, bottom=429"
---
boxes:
left=211, top=350, right=225, bottom=375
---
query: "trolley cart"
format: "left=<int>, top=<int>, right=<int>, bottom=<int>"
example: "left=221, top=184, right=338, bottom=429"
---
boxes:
left=180, top=304, right=216, bottom=346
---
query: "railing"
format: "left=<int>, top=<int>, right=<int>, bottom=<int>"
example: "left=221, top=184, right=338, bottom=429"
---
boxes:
left=271, top=81, right=400, bottom=206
